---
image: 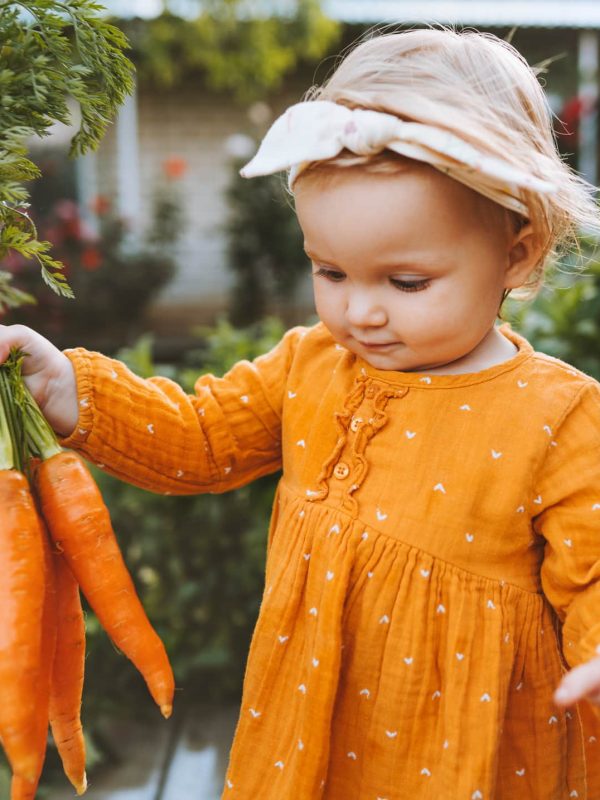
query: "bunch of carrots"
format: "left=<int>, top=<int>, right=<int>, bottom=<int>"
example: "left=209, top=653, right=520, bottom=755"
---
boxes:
left=0, top=350, right=174, bottom=799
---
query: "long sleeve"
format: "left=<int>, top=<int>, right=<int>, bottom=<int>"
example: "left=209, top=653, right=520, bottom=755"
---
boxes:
left=534, top=381, right=600, bottom=668
left=58, top=326, right=308, bottom=495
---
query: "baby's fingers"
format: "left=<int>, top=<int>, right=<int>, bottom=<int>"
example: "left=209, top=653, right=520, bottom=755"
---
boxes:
left=554, top=656, right=600, bottom=707
left=0, top=325, right=14, bottom=363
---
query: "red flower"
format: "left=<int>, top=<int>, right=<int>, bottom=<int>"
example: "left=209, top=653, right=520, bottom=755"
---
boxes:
left=162, top=156, right=188, bottom=180
left=557, top=96, right=597, bottom=146
left=81, top=247, right=102, bottom=271
left=90, top=194, right=111, bottom=216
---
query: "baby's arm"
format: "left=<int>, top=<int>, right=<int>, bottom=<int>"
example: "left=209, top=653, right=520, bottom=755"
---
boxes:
left=0, top=323, right=305, bottom=494
left=533, top=382, right=600, bottom=709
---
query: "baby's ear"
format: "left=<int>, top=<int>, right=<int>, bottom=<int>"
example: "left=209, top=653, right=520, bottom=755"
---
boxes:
left=504, top=223, right=543, bottom=288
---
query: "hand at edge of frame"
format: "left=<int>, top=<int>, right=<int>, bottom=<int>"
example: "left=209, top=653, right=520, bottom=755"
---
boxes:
left=0, top=324, right=78, bottom=437
left=554, top=655, right=600, bottom=707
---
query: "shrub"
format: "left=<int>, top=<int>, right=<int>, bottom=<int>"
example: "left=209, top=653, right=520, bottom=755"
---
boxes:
left=3, top=183, right=182, bottom=352
left=507, top=240, right=600, bottom=379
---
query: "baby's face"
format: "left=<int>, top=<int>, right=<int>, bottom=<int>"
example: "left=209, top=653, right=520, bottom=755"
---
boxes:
left=295, top=164, right=520, bottom=373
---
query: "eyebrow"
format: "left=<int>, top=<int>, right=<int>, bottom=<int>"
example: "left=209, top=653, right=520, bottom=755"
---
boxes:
left=303, top=248, right=320, bottom=261
left=304, top=248, right=448, bottom=272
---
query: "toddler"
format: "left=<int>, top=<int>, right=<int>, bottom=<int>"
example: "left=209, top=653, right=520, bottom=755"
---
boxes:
left=2, top=26, right=600, bottom=800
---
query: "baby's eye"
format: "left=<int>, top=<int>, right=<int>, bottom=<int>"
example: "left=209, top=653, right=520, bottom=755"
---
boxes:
left=390, top=277, right=431, bottom=293
left=313, top=266, right=345, bottom=282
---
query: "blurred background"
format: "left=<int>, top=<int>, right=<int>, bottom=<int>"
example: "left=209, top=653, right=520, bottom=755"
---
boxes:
left=3, top=0, right=600, bottom=797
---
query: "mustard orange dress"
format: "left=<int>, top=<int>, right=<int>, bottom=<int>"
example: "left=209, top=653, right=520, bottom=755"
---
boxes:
left=61, top=323, right=600, bottom=800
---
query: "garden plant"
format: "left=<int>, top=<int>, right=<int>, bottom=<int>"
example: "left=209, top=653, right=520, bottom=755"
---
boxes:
left=0, top=0, right=134, bottom=310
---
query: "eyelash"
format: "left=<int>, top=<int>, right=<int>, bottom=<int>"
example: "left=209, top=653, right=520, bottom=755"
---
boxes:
left=312, top=267, right=431, bottom=293
left=313, top=267, right=344, bottom=282
left=391, top=278, right=431, bottom=293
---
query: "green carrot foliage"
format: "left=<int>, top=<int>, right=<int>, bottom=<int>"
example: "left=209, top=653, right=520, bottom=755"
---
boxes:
left=0, top=0, right=135, bottom=307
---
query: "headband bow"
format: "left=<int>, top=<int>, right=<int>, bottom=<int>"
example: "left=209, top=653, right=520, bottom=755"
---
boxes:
left=240, top=101, right=556, bottom=216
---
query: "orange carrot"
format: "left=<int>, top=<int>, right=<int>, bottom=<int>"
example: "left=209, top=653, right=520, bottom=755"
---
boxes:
left=48, top=550, right=88, bottom=796
left=10, top=520, right=57, bottom=800
left=35, top=451, right=174, bottom=718
left=0, top=471, right=47, bottom=782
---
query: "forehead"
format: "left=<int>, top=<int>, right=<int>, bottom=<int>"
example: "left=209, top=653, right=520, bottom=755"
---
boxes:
left=295, top=160, right=492, bottom=215
left=294, top=164, right=505, bottom=266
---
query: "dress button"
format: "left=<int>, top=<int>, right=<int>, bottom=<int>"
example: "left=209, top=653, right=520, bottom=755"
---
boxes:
left=333, top=462, right=350, bottom=479
left=350, top=417, right=363, bottom=432
left=365, top=385, right=377, bottom=398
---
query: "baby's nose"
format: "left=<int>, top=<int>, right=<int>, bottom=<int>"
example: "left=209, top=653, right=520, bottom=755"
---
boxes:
left=346, top=292, right=387, bottom=328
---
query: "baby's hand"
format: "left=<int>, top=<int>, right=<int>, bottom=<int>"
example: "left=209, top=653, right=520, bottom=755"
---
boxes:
left=0, top=324, right=78, bottom=437
left=554, top=656, right=600, bottom=707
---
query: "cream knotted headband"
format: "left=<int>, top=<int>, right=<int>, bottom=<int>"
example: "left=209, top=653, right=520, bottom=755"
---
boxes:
left=240, top=100, right=556, bottom=217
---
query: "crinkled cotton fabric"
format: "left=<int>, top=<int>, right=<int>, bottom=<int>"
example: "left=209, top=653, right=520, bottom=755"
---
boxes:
left=61, top=323, right=600, bottom=800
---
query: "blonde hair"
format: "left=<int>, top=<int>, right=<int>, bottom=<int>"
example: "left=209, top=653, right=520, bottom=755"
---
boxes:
left=298, top=27, right=600, bottom=297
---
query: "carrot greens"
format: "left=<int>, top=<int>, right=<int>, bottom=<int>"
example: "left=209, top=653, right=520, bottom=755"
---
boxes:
left=0, top=351, right=27, bottom=473
left=0, top=380, right=15, bottom=472
left=21, top=384, right=62, bottom=463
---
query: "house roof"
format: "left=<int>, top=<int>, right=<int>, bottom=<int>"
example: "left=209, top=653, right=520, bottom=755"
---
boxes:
left=101, top=0, right=600, bottom=28
left=324, top=0, right=600, bottom=29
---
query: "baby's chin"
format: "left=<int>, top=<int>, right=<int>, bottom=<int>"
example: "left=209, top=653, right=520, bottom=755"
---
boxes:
left=324, top=327, right=452, bottom=373
left=345, top=340, right=457, bottom=374
left=343, top=341, right=424, bottom=373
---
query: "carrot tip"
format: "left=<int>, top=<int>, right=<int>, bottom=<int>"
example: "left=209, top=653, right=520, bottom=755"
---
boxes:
left=160, top=704, right=173, bottom=719
left=75, top=771, right=88, bottom=795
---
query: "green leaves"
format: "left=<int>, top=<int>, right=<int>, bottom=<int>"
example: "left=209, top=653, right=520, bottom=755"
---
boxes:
left=0, top=271, right=35, bottom=314
left=0, top=211, right=75, bottom=298
left=0, top=0, right=134, bottom=310
left=130, top=0, right=340, bottom=103
left=2, top=0, right=134, bottom=154
left=507, top=242, right=600, bottom=379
